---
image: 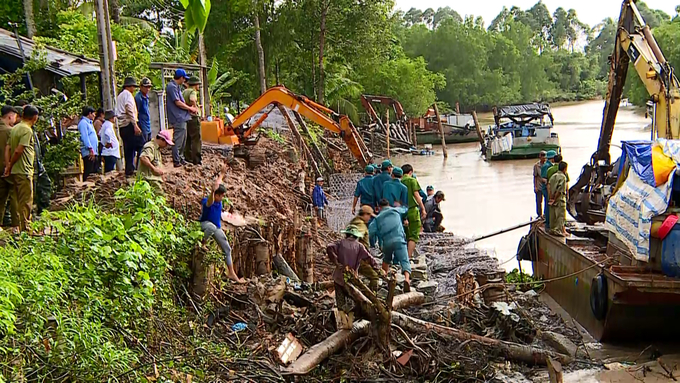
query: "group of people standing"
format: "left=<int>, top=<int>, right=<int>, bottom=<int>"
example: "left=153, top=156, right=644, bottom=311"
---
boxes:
left=325, top=159, right=446, bottom=325
left=77, top=68, right=203, bottom=185
left=533, top=150, right=569, bottom=236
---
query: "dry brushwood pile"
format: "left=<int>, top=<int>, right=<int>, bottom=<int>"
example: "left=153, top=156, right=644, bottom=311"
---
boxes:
left=47, top=135, right=595, bottom=382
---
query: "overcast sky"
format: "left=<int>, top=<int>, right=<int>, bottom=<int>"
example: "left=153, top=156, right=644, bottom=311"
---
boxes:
left=394, top=0, right=678, bottom=28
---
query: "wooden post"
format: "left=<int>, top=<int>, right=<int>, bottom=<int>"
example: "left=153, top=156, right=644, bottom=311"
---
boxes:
left=190, top=247, right=214, bottom=302
left=455, top=102, right=460, bottom=115
left=472, top=111, right=486, bottom=153
left=296, top=231, right=314, bottom=283
left=410, top=120, right=417, bottom=148
left=385, top=109, right=390, bottom=158
left=433, top=102, right=447, bottom=158
left=254, top=242, right=270, bottom=276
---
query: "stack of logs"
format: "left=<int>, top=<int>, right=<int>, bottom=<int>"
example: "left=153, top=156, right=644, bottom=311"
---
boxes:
left=361, top=122, right=415, bottom=153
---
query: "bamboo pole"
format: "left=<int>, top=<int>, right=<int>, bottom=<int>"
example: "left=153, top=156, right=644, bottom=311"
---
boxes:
left=433, top=103, right=447, bottom=158
left=385, top=108, right=390, bottom=158
left=472, top=111, right=486, bottom=153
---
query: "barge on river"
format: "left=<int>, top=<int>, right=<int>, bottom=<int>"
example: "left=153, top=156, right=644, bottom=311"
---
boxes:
left=483, top=103, right=560, bottom=160
left=412, top=110, right=479, bottom=145
left=524, top=224, right=680, bottom=341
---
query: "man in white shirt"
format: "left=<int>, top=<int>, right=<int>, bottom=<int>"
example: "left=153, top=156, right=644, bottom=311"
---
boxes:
left=100, top=110, right=121, bottom=173
left=116, top=77, right=143, bottom=176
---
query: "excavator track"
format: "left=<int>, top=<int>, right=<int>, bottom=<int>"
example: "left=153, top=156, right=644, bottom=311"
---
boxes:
left=247, top=147, right=267, bottom=169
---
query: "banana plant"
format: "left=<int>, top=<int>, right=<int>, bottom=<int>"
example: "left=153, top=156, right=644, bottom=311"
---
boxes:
left=207, top=59, right=240, bottom=117
left=179, top=0, right=211, bottom=34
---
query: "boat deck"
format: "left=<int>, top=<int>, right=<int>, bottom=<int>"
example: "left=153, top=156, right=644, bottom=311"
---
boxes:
left=543, top=226, right=680, bottom=289
left=535, top=224, right=680, bottom=340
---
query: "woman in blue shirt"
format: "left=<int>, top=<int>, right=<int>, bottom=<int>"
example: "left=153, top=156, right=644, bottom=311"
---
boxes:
left=200, top=164, right=244, bottom=283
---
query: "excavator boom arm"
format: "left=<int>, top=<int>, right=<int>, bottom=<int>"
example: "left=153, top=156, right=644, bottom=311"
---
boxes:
left=597, top=0, right=680, bottom=163
left=229, top=86, right=371, bottom=166
left=361, top=94, right=407, bottom=121
left=569, top=0, right=680, bottom=224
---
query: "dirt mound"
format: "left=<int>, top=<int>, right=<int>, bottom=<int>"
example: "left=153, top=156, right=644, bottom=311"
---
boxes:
left=52, top=137, right=340, bottom=281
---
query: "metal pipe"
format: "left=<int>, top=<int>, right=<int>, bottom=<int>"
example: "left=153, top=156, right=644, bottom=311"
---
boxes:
left=471, top=218, right=541, bottom=243
left=11, top=23, right=34, bottom=93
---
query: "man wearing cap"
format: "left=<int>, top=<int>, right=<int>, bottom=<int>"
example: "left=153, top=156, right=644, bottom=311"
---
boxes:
left=100, top=110, right=120, bottom=173
left=327, top=224, right=383, bottom=327
left=117, top=77, right=143, bottom=176
left=138, top=130, right=174, bottom=191
left=546, top=154, right=569, bottom=185
left=0, top=105, right=18, bottom=227
left=349, top=205, right=380, bottom=292
left=401, top=164, right=427, bottom=261
left=135, top=77, right=153, bottom=143
left=369, top=199, right=412, bottom=292
left=352, top=165, right=375, bottom=215
left=382, top=166, right=408, bottom=207
left=426, top=185, right=435, bottom=201
left=541, top=150, right=557, bottom=229
left=4, top=105, right=39, bottom=232
left=423, top=191, right=445, bottom=233
left=166, top=68, right=198, bottom=167
left=201, top=163, right=244, bottom=283
left=183, top=76, right=203, bottom=165
left=312, top=177, right=328, bottom=221
left=372, top=159, right=393, bottom=209
left=533, top=151, right=547, bottom=218
left=78, top=106, right=100, bottom=180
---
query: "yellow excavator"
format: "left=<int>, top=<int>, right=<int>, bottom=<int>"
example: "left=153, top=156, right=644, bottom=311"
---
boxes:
left=222, top=86, right=371, bottom=167
left=568, top=0, right=680, bottom=224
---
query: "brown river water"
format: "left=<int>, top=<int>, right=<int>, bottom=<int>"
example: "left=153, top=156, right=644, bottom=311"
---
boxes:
left=392, top=100, right=650, bottom=273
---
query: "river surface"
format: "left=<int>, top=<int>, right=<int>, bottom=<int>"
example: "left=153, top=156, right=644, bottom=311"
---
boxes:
left=392, top=100, right=650, bottom=272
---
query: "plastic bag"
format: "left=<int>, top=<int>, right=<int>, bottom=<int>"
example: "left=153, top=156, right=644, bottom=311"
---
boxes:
left=652, top=145, right=676, bottom=186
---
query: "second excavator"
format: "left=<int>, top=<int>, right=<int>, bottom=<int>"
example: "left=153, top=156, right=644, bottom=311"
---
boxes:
left=219, top=86, right=372, bottom=167
left=568, top=0, right=680, bottom=224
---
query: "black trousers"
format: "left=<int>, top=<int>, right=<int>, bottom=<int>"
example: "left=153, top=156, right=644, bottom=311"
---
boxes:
left=120, top=123, right=145, bottom=176
left=82, top=155, right=100, bottom=180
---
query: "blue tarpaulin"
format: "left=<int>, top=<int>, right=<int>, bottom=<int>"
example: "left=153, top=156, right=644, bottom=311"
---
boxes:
left=620, top=140, right=655, bottom=187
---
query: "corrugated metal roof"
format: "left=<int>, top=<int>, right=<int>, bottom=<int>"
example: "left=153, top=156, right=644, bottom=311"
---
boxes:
left=0, top=28, right=100, bottom=77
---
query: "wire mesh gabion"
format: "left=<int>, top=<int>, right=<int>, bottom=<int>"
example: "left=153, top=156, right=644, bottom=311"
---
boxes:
left=326, top=173, right=364, bottom=232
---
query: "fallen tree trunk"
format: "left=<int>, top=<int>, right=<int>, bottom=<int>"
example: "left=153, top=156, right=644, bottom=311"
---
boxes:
left=391, top=312, right=572, bottom=366
left=282, top=291, right=425, bottom=375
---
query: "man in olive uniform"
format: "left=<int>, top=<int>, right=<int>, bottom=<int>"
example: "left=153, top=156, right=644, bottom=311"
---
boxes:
left=0, top=105, right=18, bottom=227
left=4, top=105, right=39, bottom=232
left=138, top=130, right=174, bottom=191
left=548, top=161, right=568, bottom=236
left=183, top=76, right=202, bottom=165
left=400, top=164, right=426, bottom=261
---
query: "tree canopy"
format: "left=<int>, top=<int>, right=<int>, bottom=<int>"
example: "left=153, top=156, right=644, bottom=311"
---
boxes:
left=9, top=0, right=679, bottom=119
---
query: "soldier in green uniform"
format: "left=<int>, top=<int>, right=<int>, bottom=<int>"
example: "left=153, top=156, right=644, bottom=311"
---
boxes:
left=400, top=164, right=426, bottom=261
left=138, top=130, right=174, bottom=191
left=548, top=161, right=568, bottom=236
left=183, top=76, right=202, bottom=165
